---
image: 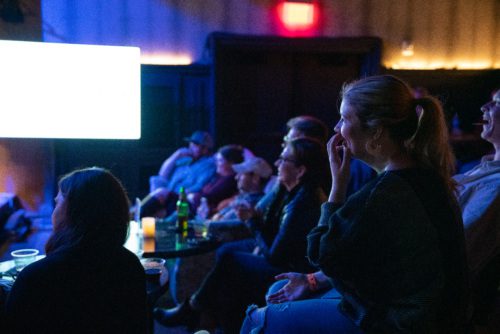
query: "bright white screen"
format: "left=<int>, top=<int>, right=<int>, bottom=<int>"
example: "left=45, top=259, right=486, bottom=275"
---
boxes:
left=0, top=40, right=141, bottom=139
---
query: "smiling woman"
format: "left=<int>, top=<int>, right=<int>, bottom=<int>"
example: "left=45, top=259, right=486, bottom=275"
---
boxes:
left=242, top=75, right=469, bottom=334
left=275, top=146, right=303, bottom=191
left=335, top=103, right=371, bottom=162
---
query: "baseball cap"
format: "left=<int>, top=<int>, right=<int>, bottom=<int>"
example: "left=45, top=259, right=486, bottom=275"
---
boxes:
left=183, top=131, right=214, bottom=149
left=232, top=157, right=273, bottom=179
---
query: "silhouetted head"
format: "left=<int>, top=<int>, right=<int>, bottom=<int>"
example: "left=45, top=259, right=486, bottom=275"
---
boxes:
left=47, top=167, right=130, bottom=254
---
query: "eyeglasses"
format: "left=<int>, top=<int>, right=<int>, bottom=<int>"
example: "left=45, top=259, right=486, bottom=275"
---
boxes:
left=277, top=156, right=298, bottom=165
left=281, top=135, right=290, bottom=148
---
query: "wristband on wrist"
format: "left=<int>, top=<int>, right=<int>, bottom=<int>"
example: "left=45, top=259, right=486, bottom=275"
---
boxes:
left=307, top=273, right=318, bottom=291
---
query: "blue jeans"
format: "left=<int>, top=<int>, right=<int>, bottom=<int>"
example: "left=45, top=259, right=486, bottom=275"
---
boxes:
left=241, top=281, right=362, bottom=334
left=192, top=238, right=284, bottom=333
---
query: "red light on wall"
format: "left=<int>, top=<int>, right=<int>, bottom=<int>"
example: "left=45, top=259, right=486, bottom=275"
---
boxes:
left=278, top=1, right=317, bottom=30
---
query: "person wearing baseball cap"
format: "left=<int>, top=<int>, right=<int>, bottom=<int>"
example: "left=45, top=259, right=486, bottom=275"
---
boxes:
left=183, top=131, right=214, bottom=150
left=210, top=157, right=273, bottom=222
left=139, top=130, right=216, bottom=218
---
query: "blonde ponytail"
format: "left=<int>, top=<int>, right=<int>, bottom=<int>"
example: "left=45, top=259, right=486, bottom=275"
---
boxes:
left=342, top=75, right=457, bottom=195
left=406, top=96, right=457, bottom=194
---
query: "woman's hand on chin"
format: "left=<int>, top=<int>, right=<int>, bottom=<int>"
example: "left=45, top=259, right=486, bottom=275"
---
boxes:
left=327, top=134, right=351, bottom=203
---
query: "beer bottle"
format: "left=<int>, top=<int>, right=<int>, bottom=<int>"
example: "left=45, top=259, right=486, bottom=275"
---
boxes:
left=176, top=187, right=189, bottom=233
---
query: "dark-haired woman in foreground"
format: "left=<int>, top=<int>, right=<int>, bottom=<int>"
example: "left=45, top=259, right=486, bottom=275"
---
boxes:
left=6, top=167, right=147, bottom=334
left=242, top=75, right=469, bottom=333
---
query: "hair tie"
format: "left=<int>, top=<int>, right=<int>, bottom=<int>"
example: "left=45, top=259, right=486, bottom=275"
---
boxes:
left=416, top=105, right=424, bottom=120
left=407, top=104, right=425, bottom=144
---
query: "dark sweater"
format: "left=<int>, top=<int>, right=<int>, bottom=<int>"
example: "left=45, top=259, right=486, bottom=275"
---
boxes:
left=308, top=168, right=469, bottom=333
left=252, top=182, right=326, bottom=273
left=5, top=245, right=148, bottom=334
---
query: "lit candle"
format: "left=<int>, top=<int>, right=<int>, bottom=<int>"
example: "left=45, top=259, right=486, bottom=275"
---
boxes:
left=142, top=217, right=156, bottom=238
left=143, top=237, right=155, bottom=253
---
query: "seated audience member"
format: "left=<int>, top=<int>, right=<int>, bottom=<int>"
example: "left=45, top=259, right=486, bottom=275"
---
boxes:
left=165, top=145, right=245, bottom=223
left=211, top=156, right=273, bottom=221
left=140, top=130, right=216, bottom=217
left=241, top=75, right=468, bottom=333
left=5, top=167, right=147, bottom=334
left=284, top=115, right=375, bottom=196
left=154, top=137, right=328, bottom=333
left=284, top=115, right=329, bottom=144
left=207, top=157, right=273, bottom=242
left=453, top=89, right=500, bottom=322
left=243, top=115, right=372, bottom=236
left=185, top=144, right=244, bottom=217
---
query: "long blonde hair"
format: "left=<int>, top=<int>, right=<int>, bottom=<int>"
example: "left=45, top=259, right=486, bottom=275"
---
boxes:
left=341, top=75, right=456, bottom=194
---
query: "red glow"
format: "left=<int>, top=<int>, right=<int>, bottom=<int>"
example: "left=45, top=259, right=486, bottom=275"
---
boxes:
left=277, top=1, right=318, bottom=33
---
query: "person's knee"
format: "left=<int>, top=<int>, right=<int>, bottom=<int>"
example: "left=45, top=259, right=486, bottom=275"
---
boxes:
left=152, top=188, right=171, bottom=203
left=215, top=239, right=247, bottom=261
left=215, top=243, right=237, bottom=263
left=248, top=305, right=265, bottom=326
left=149, top=175, right=167, bottom=191
left=241, top=304, right=266, bottom=334
left=265, top=280, right=289, bottom=303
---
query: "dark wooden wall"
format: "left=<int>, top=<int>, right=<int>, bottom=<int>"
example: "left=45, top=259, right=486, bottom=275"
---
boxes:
left=383, top=69, right=500, bottom=133
left=210, top=34, right=382, bottom=163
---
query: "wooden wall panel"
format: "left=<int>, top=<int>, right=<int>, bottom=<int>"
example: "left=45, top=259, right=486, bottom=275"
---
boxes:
left=0, top=0, right=41, bottom=41
left=41, top=0, right=499, bottom=68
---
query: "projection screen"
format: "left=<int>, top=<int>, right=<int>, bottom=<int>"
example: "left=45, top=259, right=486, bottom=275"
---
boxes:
left=0, top=40, right=141, bottom=139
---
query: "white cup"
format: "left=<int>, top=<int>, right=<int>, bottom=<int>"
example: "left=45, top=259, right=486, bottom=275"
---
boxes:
left=140, top=257, right=165, bottom=282
left=11, top=249, right=39, bottom=272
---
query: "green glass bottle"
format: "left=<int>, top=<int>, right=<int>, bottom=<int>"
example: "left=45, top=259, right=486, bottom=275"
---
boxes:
left=176, top=187, right=189, bottom=233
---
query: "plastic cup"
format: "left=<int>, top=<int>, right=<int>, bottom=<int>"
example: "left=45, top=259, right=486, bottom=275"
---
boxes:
left=11, top=249, right=39, bottom=272
left=140, top=257, right=165, bottom=282
left=192, top=219, right=209, bottom=238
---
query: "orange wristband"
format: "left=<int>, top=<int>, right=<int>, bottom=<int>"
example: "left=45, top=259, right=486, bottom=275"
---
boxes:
left=307, top=273, right=318, bottom=291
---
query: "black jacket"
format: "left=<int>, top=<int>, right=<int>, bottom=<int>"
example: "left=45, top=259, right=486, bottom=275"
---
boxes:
left=251, top=182, right=326, bottom=273
left=5, top=245, right=148, bottom=334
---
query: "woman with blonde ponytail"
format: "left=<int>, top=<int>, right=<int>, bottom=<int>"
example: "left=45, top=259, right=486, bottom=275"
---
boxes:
left=241, top=75, right=468, bottom=334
